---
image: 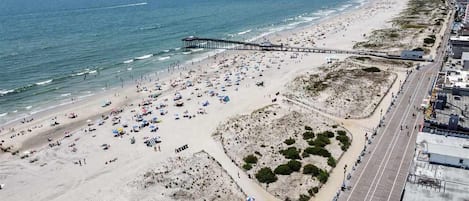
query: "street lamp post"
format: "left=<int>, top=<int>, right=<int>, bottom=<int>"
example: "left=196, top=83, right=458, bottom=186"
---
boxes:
left=342, top=164, right=348, bottom=191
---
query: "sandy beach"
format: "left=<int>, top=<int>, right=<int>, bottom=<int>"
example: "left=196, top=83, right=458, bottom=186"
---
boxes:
left=0, top=0, right=415, bottom=200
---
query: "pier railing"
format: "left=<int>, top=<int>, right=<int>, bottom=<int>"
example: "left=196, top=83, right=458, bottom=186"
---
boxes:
left=182, top=36, right=428, bottom=62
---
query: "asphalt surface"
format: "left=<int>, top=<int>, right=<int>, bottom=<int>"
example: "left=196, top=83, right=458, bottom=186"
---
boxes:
left=339, top=7, right=453, bottom=201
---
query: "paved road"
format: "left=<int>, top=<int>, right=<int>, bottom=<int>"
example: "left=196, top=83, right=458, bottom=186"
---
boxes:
left=339, top=6, right=453, bottom=201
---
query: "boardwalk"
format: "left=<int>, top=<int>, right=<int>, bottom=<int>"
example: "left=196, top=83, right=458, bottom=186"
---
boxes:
left=339, top=9, right=452, bottom=201
left=182, top=36, right=428, bottom=61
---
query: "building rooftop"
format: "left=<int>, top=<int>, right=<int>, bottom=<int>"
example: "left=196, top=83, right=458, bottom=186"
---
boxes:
left=403, top=132, right=469, bottom=201
left=417, top=132, right=469, bottom=159
left=450, top=35, right=469, bottom=41
left=425, top=93, right=469, bottom=130
left=427, top=143, right=469, bottom=159
left=462, top=52, right=469, bottom=61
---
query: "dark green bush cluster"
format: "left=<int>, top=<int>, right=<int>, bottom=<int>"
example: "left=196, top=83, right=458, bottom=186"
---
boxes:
left=244, top=154, right=258, bottom=164
left=336, top=130, right=347, bottom=136
left=274, top=160, right=302, bottom=175
left=303, top=164, right=320, bottom=176
left=280, top=147, right=301, bottom=159
left=284, top=138, right=295, bottom=145
left=308, top=187, right=319, bottom=197
left=336, top=134, right=351, bottom=151
left=308, top=134, right=331, bottom=147
left=327, top=156, right=336, bottom=167
left=274, top=164, right=292, bottom=175
left=303, top=131, right=315, bottom=140
left=255, top=167, right=277, bottom=183
left=298, top=194, right=311, bottom=201
left=303, top=164, right=329, bottom=184
left=243, top=163, right=253, bottom=170
left=304, top=146, right=331, bottom=157
left=362, top=67, right=381, bottom=73
left=318, top=169, right=329, bottom=183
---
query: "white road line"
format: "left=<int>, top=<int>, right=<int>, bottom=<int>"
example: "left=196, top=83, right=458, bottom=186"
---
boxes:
left=364, top=70, right=426, bottom=201
left=345, top=71, right=417, bottom=201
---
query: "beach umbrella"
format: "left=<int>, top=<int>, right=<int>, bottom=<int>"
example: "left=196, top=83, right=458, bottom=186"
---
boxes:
left=117, top=128, right=123, bottom=133
left=223, top=96, right=230, bottom=102
left=112, top=129, right=118, bottom=134
left=246, top=196, right=255, bottom=201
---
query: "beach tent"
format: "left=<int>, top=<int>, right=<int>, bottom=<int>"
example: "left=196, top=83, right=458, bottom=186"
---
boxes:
left=202, top=100, right=209, bottom=107
left=223, top=96, right=230, bottom=103
left=173, top=93, right=182, bottom=101
left=246, top=196, right=255, bottom=201
left=132, top=125, right=139, bottom=132
left=149, top=125, right=158, bottom=132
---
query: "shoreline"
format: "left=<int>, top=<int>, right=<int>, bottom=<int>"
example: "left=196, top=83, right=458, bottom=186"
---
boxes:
left=0, top=0, right=368, bottom=128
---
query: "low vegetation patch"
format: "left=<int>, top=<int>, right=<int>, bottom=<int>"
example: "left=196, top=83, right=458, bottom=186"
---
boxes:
left=256, top=167, right=278, bottom=184
left=280, top=147, right=301, bottom=160
left=362, top=67, right=381, bottom=73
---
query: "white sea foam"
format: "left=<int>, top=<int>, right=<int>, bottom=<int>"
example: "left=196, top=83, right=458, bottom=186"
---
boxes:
left=127, top=67, right=133, bottom=71
left=25, top=106, right=32, bottom=110
left=238, top=29, right=252, bottom=35
left=163, top=49, right=170, bottom=53
left=0, top=89, right=14, bottom=96
left=182, top=51, right=191, bottom=55
left=36, top=79, right=52, bottom=85
left=89, top=70, right=97, bottom=74
left=123, top=59, right=134, bottom=64
left=135, top=54, right=153, bottom=60
left=190, top=48, right=204, bottom=52
left=12, top=110, right=18, bottom=113
left=174, top=47, right=181, bottom=51
left=61, top=93, right=71, bottom=97
left=158, top=56, right=170, bottom=61
left=0, top=112, right=7, bottom=117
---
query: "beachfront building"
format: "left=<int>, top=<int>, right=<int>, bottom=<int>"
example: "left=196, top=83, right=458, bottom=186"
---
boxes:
left=402, top=132, right=469, bottom=201
left=423, top=66, right=469, bottom=137
left=427, top=143, right=469, bottom=168
left=450, top=36, right=469, bottom=58
left=462, top=52, right=469, bottom=70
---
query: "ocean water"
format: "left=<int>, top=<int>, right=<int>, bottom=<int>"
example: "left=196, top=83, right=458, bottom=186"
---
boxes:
left=0, top=0, right=364, bottom=125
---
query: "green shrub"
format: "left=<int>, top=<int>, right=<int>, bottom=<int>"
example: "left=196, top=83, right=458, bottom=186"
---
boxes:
left=309, top=135, right=331, bottom=147
left=327, top=157, right=337, bottom=167
left=280, top=147, right=301, bottom=159
left=336, top=135, right=351, bottom=151
left=287, top=160, right=302, bottom=172
left=423, top=37, right=435, bottom=44
left=284, top=138, right=295, bottom=145
left=303, top=131, right=315, bottom=140
left=304, top=125, right=313, bottom=131
left=302, top=151, right=310, bottom=158
left=308, top=186, right=319, bottom=196
left=244, top=154, right=258, bottom=164
left=303, top=164, right=320, bottom=176
left=298, top=194, right=311, bottom=201
left=256, top=167, right=277, bottom=183
left=274, top=164, right=292, bottom=175
left=304, top=146, right=331, bottom=157
left=336, top=130, right=347, bottom=136
left=322, top=131, right=335, bottom=138
left=362, top=67, right=381, bottom=73
left=243, top=163, right=253, bottom=170
left=317, top=169, right=329, bottom=183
